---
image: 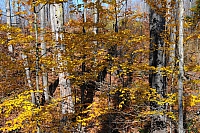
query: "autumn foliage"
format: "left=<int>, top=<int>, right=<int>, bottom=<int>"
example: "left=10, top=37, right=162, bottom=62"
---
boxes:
left=0, top=0, right=200, bottom=132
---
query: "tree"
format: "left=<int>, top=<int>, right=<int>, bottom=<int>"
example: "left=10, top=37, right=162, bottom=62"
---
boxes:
left=178, top=0, right=184, bottom=132
left=149, top=3, right=167, bottom=133
left=40, top=3, right=49, bottom=102
left=49, top=1, right=74, bottom=115
left=12, top=0, right=18, bottom=27
left=2, top=0, right=200, bottom=132
left=6, top=0, right=13, bottom=56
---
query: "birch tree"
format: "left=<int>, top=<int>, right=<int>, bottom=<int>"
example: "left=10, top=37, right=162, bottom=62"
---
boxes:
left=40, top=3, right=49, bottom=102
left=6, top=0, right=11, bottom=28
left=33, top=2, right=40, bottom=105
left=6, top=0, right=13, bottom=55
left=178, top=0, right=184, bottom=132
left=22, top=54, right=32, bottom=89
left=13, top=0, right=18, bottom=27
left=50, top=2, right=74, bottom=115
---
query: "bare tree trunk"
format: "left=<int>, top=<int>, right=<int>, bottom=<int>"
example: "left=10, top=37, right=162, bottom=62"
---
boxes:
left=178, top=0, right=184, bottom=132
left=6, top=0, right=11, bottom=26
left=22, top=54, right=32, bottom=89
left=33, top=2, right=41, bottom=132
left=40, top=3, right=49, bottom=102
left=6, top=0, right=13, bottom=56
left=169, top=1, right=177, bottom=65
left=34, top=3, right=40, bottom=103
left=50, top=2, right=74, bottom=115
left=149, top=7, right=166, bottom=133
left=13, top=0, right=18, bottom=27
left=168, top=1, right=177, bottom=132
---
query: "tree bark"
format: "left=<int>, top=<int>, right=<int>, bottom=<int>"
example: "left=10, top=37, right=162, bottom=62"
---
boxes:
left=168, top=1, right=177, bottom=132
left=6, top=0, right=13, bottom=56
left=149, top=7, right=166, bottom=133
left=6, top=0, right=11, bottom=26
left=22, top=54, right=32, bottom=89
left=13, top=0, right=18, bottom=27
left=40, top=3, right=49, bottom=102
left=33, top=3, right=40, bottom=102
left=33, top=3, right=41, bottom=133
left=50, top=2, right=74, bottom=114
left=178, top=0, right=184, bottom=132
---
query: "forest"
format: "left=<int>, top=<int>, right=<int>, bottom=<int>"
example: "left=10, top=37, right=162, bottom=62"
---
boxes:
left=0, top=0, right=200, bottom=132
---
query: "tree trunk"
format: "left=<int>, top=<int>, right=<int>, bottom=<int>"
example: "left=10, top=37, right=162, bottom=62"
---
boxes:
left=33, top=3, right=40, bottom=102
left=22, top=53, right=32, bottom=89
left=6, top=0, right=11, bottom=26
left=149, top=7, right=166, bottom=133
left=178, top=0, right=184, bottom=132
left=6, top=0, right=13, bottom=56
left=33, top=3, right=41, bottom=133
left=40, top=3, right=49, bottom=102
left=168, top=1, right=177, bottom=132
left=50, top=2, right=74, bottom=115
left=13, top=0, right=18, bottom=27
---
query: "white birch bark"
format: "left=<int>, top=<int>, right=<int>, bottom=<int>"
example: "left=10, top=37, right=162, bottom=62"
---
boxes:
left=6, top=0, right=13, bottom=55
left=22, top=53, right=32, bottom=89
left=178, top=0, right=184, bottom=132
left=33, top=3, right=41, bottom=133
left=34, top=6, right=40, bottom=93
left=22, top=53, right=34, bottom=113
left=50, top=3, right=74, bottom=114
left=40, top=4, right=49, bottom=102
left=6, top=0, right=11, bottom=26
left=93, top=0, right=98, bottom=76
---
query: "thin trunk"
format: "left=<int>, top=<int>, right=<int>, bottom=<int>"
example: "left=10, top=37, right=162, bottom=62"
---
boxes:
left=167, top=0, right=176, bottom=132
left=40, top=3, right=49, bottom=102
left=6, top=0, right=13, bottom=55
left=93, top=0, right=99, bottom=79
left=149, top=7, right=166, bottom=133
left=31, top=91, right=36, bottom=104
left=6, top=0, right=11, bottom=27
left=22, top=54, right=32, bottom=88
left=17, top=2, right=23, bottom=29
left=178, top=0, right=184, bottom=132
left=114, top=0, right=118, bottom=33
left=124, top=0, right=127, bottom=29
left=13, top=0, right=18, bottom=27
left=83, top=2, right=87, bottom=33
left=50, top=4, right=56, bottom=74
left=33, top=3, right=41, bottom=133
left=169, top=2, right=177, bottom=65
left=34, top=3, right=40, bottom=99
